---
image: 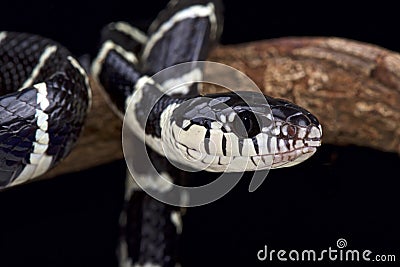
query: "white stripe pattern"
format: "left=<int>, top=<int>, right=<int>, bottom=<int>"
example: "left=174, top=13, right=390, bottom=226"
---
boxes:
left=92, top=40, right=138, bottom=81
left=20, top=45, right=57, bottom=90
left=67, top=56, right=92, bottom=109
left=10, top=82, right=53, bottom=186
left=0, top=31, right=6, bottom=44
left=112, top=21, right=148, bottom=44
left=161, top=67, right=202, bottom=96
left=142, top=3, right=216, bottom=61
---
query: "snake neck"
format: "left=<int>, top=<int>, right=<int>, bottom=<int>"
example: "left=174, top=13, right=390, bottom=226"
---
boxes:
left=128, top=77, right=186, bottom=139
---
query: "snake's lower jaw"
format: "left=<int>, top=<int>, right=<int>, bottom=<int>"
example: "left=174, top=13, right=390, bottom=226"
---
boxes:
left=271, top=145, right=320, bottom=169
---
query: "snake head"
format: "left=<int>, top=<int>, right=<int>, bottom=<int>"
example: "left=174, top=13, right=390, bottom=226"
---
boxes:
left=167, top=91, right=322, bottom=172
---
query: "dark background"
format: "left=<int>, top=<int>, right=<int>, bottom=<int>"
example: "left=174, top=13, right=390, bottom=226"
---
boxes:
left=1, top=1, right=399, bottom=266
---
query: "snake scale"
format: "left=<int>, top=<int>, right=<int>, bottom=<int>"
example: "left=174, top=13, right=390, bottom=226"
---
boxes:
left=1, top=0, right=322, bottom=266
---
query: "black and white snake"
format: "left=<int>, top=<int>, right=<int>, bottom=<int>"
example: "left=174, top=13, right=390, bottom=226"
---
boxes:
left=0, top=31, right=91, bottom=187
left=0, top=0, right=321, bottom=266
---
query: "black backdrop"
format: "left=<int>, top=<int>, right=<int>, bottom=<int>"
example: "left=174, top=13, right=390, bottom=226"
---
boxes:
left=1, top=1, right=399, bottom=267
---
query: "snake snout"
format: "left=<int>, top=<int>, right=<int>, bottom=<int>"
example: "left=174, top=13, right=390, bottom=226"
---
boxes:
left=267, top=99, right=322, bottom=168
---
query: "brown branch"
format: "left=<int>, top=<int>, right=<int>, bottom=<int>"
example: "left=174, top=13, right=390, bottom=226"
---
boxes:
left=42, top=37, right=400, bottom=179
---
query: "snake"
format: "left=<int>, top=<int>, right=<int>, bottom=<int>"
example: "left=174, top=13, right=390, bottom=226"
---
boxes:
left=90, top=0, right=322, bottom=266
left=0, top=0, right=322, bottom=266
left=0, top=31, right=91, bottom=188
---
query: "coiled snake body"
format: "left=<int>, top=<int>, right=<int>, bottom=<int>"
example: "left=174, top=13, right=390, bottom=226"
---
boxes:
left=0, top=32, right=91, bottom=188
left=0, top=0, right=321, bottom=266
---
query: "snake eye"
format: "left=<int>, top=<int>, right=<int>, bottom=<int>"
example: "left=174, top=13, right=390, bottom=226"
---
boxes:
left=232, top=110, right=261, bottom=138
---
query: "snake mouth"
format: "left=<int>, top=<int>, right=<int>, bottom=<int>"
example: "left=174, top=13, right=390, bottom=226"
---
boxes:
left=269, top=145, right=318, bottom=168
left=245, top=143, right=319, bottom=170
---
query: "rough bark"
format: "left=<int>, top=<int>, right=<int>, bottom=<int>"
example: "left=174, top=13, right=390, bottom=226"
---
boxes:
left=42, top=37, right=400, bottom=179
